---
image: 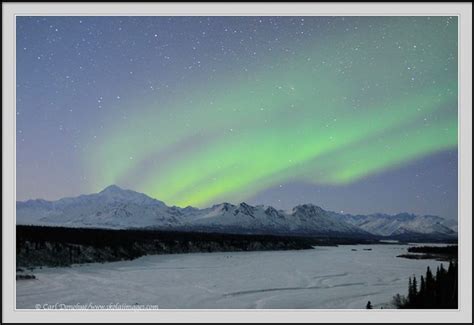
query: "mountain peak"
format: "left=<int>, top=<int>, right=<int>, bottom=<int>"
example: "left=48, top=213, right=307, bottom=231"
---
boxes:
left=292, top=204, right=325, bottom=214
left=239, top=202, right=253, bottom=208
left=100, top=184, right=125, bottom=193
left=97, top=185, right=164, bottom=206
left=218, top=202, right=235, bottom=212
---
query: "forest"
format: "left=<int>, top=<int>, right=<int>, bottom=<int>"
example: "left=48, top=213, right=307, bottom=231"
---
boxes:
left=17, top=225, right=375, bottom=267
left=392, top=260, right=458, bottom=309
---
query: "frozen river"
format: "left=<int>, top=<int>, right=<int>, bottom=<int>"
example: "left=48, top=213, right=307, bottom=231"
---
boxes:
left=16, top=244, right=447, bottom=309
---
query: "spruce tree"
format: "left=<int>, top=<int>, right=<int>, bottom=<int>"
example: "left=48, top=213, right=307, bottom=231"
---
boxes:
left=419, top=275, right=425, bottom=294
left=408, top=277, right=414, bottom=306
left=412, top=276, right=418, bottom=295
left=419, top=275, right=426, bottom=308
left=412, top=276, right=418, bottom=307
left=448, top=261, right=458, bottom=308
left=425, top=266, right=435, bottom=307
left=366, top=301, right=372, bottom=309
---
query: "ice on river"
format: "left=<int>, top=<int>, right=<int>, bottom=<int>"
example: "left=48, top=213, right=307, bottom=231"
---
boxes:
left=16, top=244, right=447, bottom=309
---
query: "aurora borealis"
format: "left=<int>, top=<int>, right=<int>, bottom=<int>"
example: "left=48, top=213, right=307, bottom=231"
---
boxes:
left=16, top=16, right=458, bottom=218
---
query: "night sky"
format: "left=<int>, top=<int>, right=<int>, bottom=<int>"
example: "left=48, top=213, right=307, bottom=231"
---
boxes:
left=16, top=16, right=458, bottom=219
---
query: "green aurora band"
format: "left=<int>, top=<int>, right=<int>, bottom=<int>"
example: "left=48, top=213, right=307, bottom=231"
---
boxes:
left=86, top=17, right=457, bottom=207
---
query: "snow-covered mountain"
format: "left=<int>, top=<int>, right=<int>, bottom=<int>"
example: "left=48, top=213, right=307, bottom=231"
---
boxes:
left=16, top=185, right=178, bottom=229
left=177, top=202, right=368, bottom=236
left=335, top=212, right=457, bottom=238
left=16, top=185, right=457, bottom=239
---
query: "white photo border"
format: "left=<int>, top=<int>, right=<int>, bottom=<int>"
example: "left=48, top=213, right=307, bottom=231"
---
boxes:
left=2, top=2, right=472, bottom=323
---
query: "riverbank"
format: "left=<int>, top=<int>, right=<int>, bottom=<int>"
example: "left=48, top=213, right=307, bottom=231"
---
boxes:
left=17, top=225, right=377, bottom=268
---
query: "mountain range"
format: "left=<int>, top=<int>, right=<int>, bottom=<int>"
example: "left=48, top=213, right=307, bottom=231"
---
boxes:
left=16, top=185, right=457, bottom=240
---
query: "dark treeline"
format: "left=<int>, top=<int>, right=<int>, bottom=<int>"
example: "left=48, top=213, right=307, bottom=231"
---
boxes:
left=407, top=245, right=458, bottom=255
left=17, top=225, right=375, bottom=267
left=397, top=245, right=458, bottom=261
left=393, top=261, right=458, bottom=309
left=387, top=234, right=457, bottom=243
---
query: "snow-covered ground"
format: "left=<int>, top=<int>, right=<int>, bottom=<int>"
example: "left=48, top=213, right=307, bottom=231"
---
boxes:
left=16, top=244, right=447, bottom=309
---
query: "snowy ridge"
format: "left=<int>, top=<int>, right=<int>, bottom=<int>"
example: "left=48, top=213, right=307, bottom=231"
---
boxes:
left=16, top=185, right=457, bottom=238
left=336, top=213, right=457, bottom=237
